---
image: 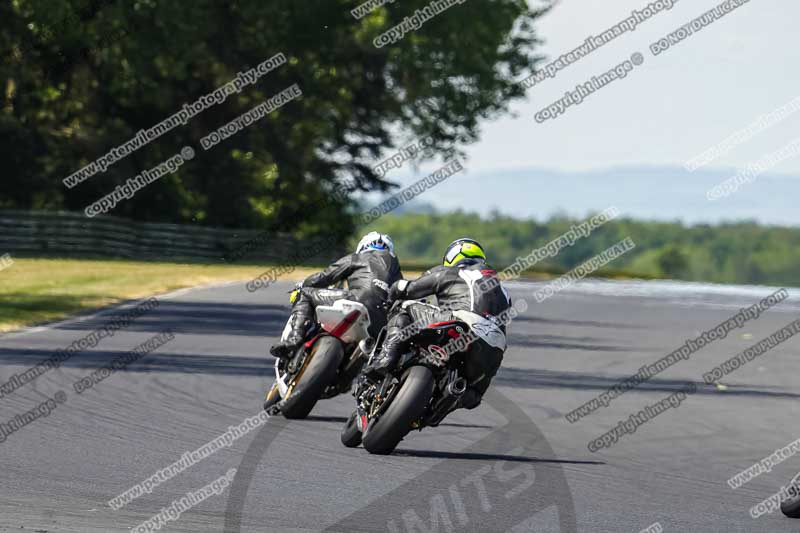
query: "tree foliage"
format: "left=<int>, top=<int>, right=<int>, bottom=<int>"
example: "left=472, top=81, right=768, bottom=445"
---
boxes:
left=1, top=0, right=546, bottom=237
left=366, top=211, right=800, bottom=287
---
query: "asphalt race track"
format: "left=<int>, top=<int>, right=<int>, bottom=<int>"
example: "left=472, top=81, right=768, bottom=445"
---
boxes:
left=2, top=278, right=800, bottom=532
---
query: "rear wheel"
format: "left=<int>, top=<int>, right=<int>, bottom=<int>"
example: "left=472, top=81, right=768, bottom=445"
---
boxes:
left=340, top=411, right=363, bottom=448
left=781, top=475, right=800, bottom=518
left=281, top=337, right=343, bottom=419
left=362, top=366, right=434, bottom=455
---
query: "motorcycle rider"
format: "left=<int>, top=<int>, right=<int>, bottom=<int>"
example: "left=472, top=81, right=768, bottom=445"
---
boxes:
left=269, top=231, right=403, bottom=359
left=362, top=238, right=511, bottom=410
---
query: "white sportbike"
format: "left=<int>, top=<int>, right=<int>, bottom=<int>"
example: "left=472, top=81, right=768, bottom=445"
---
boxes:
left=264, top=299, right=374, bottom=419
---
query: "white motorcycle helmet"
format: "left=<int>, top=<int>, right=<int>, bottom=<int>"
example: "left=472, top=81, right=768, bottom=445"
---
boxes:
left=355, top=231, right=394, bottom=254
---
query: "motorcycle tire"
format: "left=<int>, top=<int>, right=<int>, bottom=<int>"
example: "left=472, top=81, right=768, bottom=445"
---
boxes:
left=362, top=365, right=434, bottom=455
left=341, top=410, right=363, bottom=448
left=781, top=475, right=800, bottom=518
left=281, top=336, right=343, bottom=420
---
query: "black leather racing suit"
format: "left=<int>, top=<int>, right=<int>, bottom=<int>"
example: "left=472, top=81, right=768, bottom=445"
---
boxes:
left=275, top=249, right=403, bottom=355
left=373, top=258, right=512, bottom=409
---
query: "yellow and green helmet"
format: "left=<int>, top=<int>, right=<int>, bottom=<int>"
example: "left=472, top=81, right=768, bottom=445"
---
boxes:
left=442, top=238, right=486, bottom=267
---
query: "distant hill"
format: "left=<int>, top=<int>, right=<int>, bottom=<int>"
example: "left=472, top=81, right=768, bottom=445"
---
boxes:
left=377, top=165, right=800, bottom=226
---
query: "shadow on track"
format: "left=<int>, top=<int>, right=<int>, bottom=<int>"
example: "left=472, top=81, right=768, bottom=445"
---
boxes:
left=392, top=448, right=605, bottom=465
left=494, top=366, right=800, bottom=400
left=512, top=314, right=647, bottom=329
left=2, top=346, right=798, bottom=402
left=302, top=415, right=494, bottom=429
left=54, top=300, right=288, bottom=338
left=0, top=348, right=274, bottom=376
left=508, top=332, right=634, bottom=352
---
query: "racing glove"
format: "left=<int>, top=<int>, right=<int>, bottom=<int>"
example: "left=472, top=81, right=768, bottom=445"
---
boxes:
left=387, top=279, right=410, bottom=306
left=288, top=282, right=303, bottom=305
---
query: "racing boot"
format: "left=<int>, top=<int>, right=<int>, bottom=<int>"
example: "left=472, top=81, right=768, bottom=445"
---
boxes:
left=363, top=329, right=406, bottom=380
left=269, top=298, right=311, bottom=360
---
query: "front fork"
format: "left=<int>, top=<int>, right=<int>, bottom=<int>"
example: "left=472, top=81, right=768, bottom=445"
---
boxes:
left=354, top=371, right=393, bottom=431
left=273, top=358, right=291, bottom=398
left=272, top=339, right=314, bottom=398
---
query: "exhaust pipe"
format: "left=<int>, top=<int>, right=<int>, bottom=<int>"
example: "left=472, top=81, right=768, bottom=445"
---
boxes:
left=448, top=377, right=467, bottom=396
left=428, top=377, right=468, bottom=428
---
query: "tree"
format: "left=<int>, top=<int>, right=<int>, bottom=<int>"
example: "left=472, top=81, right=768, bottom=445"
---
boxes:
left=657, top=246, right=689, bottom=279
left=1, top=0, right=548, bottom=236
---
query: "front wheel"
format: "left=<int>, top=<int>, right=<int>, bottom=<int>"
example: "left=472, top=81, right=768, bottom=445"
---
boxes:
left=362, top=366, right=434, bottom=455
left=781, top=475, right=800, bottom=518
left=341, top=411, right=363, bottom=448
left=281, top=336, right=343, bottom=419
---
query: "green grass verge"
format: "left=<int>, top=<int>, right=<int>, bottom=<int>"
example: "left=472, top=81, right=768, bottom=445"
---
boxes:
left=0, top=258, right=320, bottom=333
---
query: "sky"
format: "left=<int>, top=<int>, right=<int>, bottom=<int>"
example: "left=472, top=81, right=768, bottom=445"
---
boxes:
left=371, top=0, right=800, bottom=225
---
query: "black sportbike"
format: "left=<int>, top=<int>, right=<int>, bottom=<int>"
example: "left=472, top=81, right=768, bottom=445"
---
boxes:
left=341, top=303, right=506, bottom=454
